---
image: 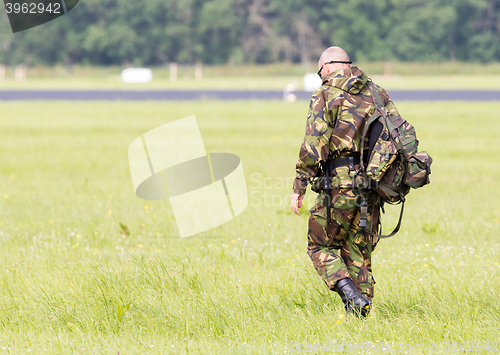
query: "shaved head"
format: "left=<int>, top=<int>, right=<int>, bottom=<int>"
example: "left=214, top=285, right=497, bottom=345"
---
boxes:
left=318, top=46, right=351, bottom=69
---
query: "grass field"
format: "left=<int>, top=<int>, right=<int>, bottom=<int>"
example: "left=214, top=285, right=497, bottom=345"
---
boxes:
left=0, top=100, right=499, bottom=353
left=2, top=62, right=500, bottom=90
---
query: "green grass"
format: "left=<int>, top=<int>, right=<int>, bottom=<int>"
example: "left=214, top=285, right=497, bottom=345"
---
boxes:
left=2, top=63, right=500, bottom=90
left=0, top=100, right=499, bottom=353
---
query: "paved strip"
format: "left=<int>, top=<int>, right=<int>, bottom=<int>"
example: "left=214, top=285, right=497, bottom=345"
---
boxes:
left=0, top=90, right=284, bottom=101
left=388, top=90, right=500, bottom=101
left=0, top=89, right=499, bottom=101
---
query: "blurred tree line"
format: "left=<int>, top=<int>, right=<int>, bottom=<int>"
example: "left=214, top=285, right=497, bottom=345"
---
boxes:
left=1, top=0, right=499, bottom=66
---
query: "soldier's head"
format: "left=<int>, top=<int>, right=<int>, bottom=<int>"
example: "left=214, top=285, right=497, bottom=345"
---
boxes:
left=317, top=47, right=352, bottom=78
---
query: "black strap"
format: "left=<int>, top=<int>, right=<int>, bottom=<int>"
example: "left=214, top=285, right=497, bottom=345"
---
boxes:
left=323, top=60, right=352, bottom=64
left=318, top=61, right=353, bottom=77
left=325, top=193, right=331, bottom=224
left=359, top=196, right=369, bottom=228
left=323, top=154, right=360, bottom=224
left=330, top=153, right=360, bottom=170
left=369, top=199, right=405, bottom=239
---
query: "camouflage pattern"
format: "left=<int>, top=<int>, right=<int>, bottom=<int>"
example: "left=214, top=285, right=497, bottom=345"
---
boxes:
left=307, top=189, right=381, bottom=300
left=366, top=139, right=397, bottom=181
left=375, top=156, right=410, bottom=202
left=394, top=121, right=418, bottom=155
left=293, top=67, right=400, bottom=299
left=364, top=90, right=431, bottom=201
left=293, top=67, right=399, bottom=195
left=405, top=152, right=433, bottom=188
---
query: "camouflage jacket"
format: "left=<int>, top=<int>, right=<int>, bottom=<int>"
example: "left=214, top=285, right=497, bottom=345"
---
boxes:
left=293, top=66, right=400, bottom=195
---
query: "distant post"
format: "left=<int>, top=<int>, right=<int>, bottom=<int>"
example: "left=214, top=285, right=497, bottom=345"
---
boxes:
left=195, top=62, right=202, bottom=81
left=15, top=64, right=27, bottom=81
left=283, top=83, right=296, bottom=102
left=383, top=61, right=392, bottom=76
left=0, top=64, right=5, bottom=80
left=170, top=62, right=178, bottom=82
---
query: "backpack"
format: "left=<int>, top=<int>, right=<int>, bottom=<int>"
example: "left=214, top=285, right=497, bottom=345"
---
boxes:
left=358, top=80, right=433, bottom=238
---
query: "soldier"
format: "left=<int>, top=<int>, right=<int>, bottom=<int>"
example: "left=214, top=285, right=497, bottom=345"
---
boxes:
left=290, top=46, right=400, bottom=317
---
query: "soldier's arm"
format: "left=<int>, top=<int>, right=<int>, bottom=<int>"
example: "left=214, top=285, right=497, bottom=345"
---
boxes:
left=293, top=90, right=336, bottom=195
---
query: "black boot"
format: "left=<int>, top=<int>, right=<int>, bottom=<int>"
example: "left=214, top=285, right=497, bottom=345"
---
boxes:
left=334, top=278, right=372, bottom=318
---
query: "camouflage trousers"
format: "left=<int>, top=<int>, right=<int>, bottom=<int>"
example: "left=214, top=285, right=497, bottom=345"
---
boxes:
left=306, top=188, right=381, bottom=300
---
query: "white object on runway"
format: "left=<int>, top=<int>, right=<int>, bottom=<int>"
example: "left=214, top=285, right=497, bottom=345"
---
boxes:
left=303, top=73, right=323, bottom=92
left=121, top=68, right=153, bottom=84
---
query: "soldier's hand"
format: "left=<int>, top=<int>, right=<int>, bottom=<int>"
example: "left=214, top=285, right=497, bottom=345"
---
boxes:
left=291, top=193, right=304, bottom=215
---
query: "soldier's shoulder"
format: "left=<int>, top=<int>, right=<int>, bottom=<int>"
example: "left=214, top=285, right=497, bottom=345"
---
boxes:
left=311, top=83, right=328, bottom=96
left=366, top=78, right=391, bottom=101
left=311, top=84, right=343, bottom=103
left=367, top=79, right=388, bottom=94
left=308, top=85, right=326, bottom=106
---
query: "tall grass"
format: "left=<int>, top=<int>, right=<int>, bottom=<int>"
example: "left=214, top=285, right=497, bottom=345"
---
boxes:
left=0, top=101, right=499, bottom=353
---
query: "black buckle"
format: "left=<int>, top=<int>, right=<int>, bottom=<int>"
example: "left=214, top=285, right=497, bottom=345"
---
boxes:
left=323, top=175, right=332, bottom=191
left=348, top=156, right=356, bottom=178
left=359, top=197, right=368, bottom=228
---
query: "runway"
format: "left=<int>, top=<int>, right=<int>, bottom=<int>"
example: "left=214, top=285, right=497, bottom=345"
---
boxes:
left=0, top=89, right=499, bottom=101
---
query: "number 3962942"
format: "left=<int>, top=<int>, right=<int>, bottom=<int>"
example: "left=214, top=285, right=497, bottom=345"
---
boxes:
left=5, top=2, right=61, bottom=14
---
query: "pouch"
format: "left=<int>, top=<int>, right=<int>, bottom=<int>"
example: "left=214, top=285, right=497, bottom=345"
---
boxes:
left=366, top=140, right=398, bottom=181
left=404, top=151, right=433, bottom=188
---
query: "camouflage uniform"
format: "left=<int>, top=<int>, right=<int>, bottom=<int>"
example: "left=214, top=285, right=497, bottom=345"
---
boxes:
left=293, top=66, right=400, bottom=300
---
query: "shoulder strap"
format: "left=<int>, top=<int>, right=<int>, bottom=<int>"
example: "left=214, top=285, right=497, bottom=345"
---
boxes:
left=360, top=111, right=382, bottom=171
left=360, top=80, right=385, bottom=171
left=367, top=80, right=385, bottom=108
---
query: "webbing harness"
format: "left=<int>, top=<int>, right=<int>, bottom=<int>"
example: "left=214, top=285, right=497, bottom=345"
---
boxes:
left=323, top=155, right=404, bottom=238
left=321, top=82, right=406, bottom=239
